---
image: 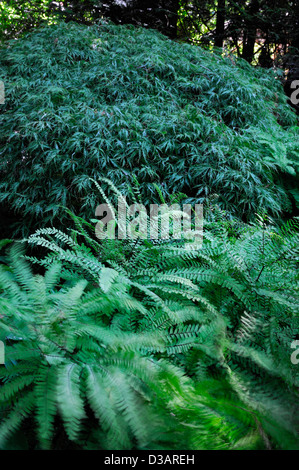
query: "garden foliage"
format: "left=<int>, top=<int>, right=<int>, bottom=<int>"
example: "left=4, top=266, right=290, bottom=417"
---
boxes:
left=0, top=21, right=298, bottom=451
left=0, top=183, right=298, bottom=449
left=0, top=22, right=298, bottom=236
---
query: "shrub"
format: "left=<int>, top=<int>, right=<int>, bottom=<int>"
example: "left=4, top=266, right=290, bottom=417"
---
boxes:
left=0, top=21, right=298, bottom=236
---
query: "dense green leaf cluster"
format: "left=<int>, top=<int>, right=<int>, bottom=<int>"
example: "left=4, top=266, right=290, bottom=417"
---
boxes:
left=0, top=21, right=298, bottom=236
left=0, top=20, right=298, bottom=451
left=0, top=183, right=298, bottom=450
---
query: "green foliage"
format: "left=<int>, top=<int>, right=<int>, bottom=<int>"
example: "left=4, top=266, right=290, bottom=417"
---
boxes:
left=0, top=1, right=52, bottom=42
left=0, top=244, right=180, bottom=449
left=0, top=17, right=298, bottom=451
left=1, top=183, right=297, bottom=449
left=0, top=0, right=103, bottom=42
left=0, top=242, right=268, bottom=449
left=0, top=21, right=298, bottom=236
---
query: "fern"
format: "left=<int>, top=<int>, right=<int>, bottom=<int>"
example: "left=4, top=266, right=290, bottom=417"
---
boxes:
left=13, top=181, right=298, bottom=449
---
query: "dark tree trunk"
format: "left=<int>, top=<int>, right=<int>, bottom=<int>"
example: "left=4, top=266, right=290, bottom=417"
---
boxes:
left=215, top=0, right=226, bottom=48
left=102, top=0, right=179, bottom=39
left=242, top=0, right=260, bottom=63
